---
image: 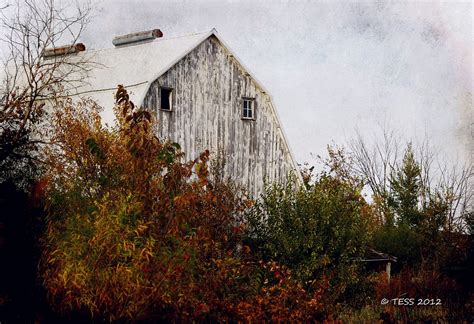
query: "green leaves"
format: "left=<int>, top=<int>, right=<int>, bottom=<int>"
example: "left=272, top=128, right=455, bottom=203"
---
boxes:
left=85, top=137, right=105, bottom=160
left=389, top=144, right=422, bottom=227
left=245, top=172, right=371, bottom=295
left=156, top=142, right=180, bottom=165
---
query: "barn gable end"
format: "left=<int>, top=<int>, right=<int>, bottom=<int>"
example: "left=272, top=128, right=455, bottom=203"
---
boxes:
left=143, top=35, right=301, bottom=196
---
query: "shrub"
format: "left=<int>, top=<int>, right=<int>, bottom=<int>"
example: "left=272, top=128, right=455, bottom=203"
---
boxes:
left=245, top=148, right=374, bottom=306
left=39, top=86, right=327, bottom=321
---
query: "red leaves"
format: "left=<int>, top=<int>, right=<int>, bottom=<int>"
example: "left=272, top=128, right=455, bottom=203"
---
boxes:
left=233, top=262, right=328, bottom=321
left=182, top=253, right=190, bottom=262
left=31, top=177, right=49, bottom=203
left=193, top=302, right=210, bottom=317
left=41, top=85, right=331, bottom=322
left=274, top=270, right=281, bottom=280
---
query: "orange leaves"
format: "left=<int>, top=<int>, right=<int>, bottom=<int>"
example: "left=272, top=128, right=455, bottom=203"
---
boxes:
left=193, top=302, right=210, bottom=317
left=172, top=194, right=188, bottom=208
left=40, top=85, right=332, bottom=321
left=231, top=261, right=327, bottom=321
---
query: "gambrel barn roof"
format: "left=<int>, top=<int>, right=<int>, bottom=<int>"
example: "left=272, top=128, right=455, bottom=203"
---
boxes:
left=72, top=29, right=302, bottom=182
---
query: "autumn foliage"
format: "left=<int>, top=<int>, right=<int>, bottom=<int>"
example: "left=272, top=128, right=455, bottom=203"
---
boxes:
left=0, top=82, right=469, bottom=321
left=38, top=86, right=328, bottom=321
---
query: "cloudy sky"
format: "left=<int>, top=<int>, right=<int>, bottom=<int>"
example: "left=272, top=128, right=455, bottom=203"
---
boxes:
left=22, top=1, right=474, bottom=165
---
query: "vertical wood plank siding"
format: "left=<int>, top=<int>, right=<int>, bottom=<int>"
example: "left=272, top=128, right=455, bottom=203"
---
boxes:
left=143, top=36, right=295, bottom=197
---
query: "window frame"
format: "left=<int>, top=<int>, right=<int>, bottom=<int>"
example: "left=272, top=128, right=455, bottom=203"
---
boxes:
left=241, top=97, right=256, bottom=120
left=159, top=86, right=173, bottom=112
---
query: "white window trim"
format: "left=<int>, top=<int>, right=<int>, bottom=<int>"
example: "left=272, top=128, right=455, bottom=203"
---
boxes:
left=242, top=97, right=256, bottom=120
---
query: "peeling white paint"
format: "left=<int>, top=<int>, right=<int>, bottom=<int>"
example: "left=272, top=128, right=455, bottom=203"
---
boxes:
left=144, top=36, right=300, bottom=197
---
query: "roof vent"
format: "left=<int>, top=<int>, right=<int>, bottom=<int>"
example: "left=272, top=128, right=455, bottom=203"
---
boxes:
left=42, top=43, right=86, bottom=58
left=112, top=29, right=163, bottom=47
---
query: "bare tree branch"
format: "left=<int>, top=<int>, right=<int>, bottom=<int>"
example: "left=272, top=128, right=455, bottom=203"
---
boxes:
left=0, top=0, right=93, bottom=188
left=349, top=128, right=473, bottom=232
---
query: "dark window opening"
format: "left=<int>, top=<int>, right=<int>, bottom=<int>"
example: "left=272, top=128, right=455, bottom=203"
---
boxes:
left=160, top=87, right=173, bottom=111
left=242, top=98, right=254, bottom=119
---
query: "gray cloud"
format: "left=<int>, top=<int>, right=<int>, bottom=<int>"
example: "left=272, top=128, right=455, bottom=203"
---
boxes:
left=8, top=0, right=473, bottom=166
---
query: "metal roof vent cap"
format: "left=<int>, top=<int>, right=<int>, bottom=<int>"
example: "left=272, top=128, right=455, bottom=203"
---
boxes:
left=112, top=29, right=163, bottom=47
left=42, top=43, right=86, bottom=58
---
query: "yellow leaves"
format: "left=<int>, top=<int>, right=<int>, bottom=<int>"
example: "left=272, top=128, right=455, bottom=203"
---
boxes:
left=121, top=240, right=136, bottom=255
left=47, top=248, right=64, bottom=264
left=58, top=271, right=69, bottom=287
left=134, top=222, right=151, bottom=236
left=140, top=246, right=154, bottom=263
left=173, top=195, right=184, bottom=205
left=195, top=161, right=209, bottom=181
left=320, top=255, right=331, bottom=266
left=71, top=270, right=86, bottom=290
left=42, top=85, right=267, bottom=321
left=195, top=162, right=202, bottom=174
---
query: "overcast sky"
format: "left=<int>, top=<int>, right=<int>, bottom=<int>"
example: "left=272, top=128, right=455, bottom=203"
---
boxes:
left=15, top=1, right=474, bottom=166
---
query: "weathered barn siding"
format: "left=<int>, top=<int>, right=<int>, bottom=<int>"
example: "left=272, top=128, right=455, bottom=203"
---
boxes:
left=143, top=35, right=296, bottom=197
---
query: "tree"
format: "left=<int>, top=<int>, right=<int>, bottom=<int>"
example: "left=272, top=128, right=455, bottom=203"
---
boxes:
left=39, top=86, right=327, bottom=321
left=347, top=132, right=473, bottom=320
left=389, top=143, right=423, bottom=226
left=0, top=1, right=92, bottom=321
left=351, top=132, right=472, bottom=270
left=350, top=130, right=473, bottom=232
left=245, top=147, right=374, bottom=307
left=0, top=0, right=92, bottom=187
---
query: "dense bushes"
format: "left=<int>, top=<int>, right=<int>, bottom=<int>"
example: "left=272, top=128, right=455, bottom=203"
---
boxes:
left=245, top=143, right=473, bottom=321
left=39, top=87, right=327, bottom=321
left=1, top=83, right=471, bottom=321
left=351, top=141, right=473, bottom=321
left=245, top=149, right=374, bottom=306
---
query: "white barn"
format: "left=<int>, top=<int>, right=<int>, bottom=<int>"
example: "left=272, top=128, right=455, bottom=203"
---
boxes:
left=61, top=29, right=304, bottom=197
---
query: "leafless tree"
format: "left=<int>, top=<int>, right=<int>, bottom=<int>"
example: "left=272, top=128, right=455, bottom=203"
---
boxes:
left=349, top=128, right=473, bottom=232
left=0, top=0, right=93, bottom=186
left=435, top=160, right=473, bottom=232
left=349, top=128, right=400, bottom=199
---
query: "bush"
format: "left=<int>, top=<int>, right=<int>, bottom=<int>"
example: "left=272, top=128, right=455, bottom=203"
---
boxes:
left=245, top=148, right=375, bottom=306
left=39, top=86, right=327, bottom=321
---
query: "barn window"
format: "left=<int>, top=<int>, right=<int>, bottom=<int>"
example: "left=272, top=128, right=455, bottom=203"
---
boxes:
left=242, top=97, right=255, bottom=120
left=160, top=87, right=173, bottom=111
